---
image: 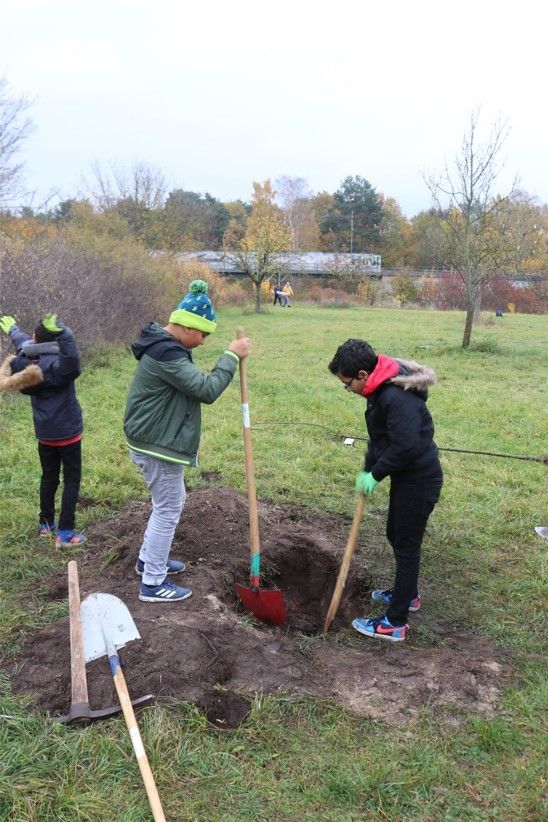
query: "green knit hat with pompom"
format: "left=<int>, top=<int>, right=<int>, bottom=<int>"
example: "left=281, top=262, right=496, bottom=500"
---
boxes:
left=169, top=279, right=217, bottom=333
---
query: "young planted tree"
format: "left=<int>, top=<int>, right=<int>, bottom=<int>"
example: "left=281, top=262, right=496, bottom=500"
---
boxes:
left=224, top=180, right=292, bottom=312
left=426, top=112, right=531, bottom=347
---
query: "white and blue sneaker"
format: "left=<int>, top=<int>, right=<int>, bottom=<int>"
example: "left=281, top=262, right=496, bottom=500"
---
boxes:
left=371, top=588, right=422, bottom=612
left=139, top=579, right=192, bottom=603
left=352, top=614, right=408, bottom=642
left=135, top=558, right=186, bottom=577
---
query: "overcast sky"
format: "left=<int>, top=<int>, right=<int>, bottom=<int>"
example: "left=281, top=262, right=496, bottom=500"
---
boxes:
left=2, top=0, right=547, bottom=217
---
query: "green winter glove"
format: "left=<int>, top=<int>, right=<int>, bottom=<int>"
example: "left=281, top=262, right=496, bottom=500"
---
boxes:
left=355, top=471, right=379, bottom=496
left=0, top=315, right=16, bottom=334
left=42, top=313, right=62, bottom=333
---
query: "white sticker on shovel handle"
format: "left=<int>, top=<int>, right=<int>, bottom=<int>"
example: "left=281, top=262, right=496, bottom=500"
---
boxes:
left=242, top=402, right=251, bottom=429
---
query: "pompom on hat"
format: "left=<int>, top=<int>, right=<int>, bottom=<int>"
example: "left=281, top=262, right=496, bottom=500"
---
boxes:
left=169, top=280, right=217, bottom=333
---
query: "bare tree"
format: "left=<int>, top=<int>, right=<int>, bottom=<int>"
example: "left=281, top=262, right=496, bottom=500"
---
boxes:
left=275, top=175, right=318, bottom=251
left=0, top=77, right=33, bottom=206
left=426, top=111, right=523, bottom=347
left=84, top=159, right=167, bottom=211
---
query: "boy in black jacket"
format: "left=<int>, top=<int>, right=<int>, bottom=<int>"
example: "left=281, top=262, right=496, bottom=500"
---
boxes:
left=329, top=338, right=443, bottom=642
left=0, top=313, right=85, bottom=546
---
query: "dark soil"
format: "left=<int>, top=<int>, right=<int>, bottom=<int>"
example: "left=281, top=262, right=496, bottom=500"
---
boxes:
left=2, top=488, right=513, bottom=727
left=196, top=689, right=251, bottom=729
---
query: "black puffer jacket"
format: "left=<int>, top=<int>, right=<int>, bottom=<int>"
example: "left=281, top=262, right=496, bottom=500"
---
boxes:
left=4, top=324, right=83, bottom=441
left=364, top=359, right=442, bottom=482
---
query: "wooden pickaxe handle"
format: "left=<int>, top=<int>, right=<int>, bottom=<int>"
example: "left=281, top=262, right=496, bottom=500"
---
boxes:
left=323, top=494, right=366, bottom=633
left=67, top=560, right=90, bottom=720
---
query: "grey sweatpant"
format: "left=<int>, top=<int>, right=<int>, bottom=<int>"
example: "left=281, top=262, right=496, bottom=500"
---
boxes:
left=130, top=451, right=186, bottom=586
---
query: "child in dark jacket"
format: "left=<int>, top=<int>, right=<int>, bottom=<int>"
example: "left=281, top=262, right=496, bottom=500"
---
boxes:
left=0, top=313, right=85, bottom=546
left=329, top=338, right=443, bottom=643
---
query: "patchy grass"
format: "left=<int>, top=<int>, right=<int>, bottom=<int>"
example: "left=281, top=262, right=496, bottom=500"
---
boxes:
left=0, top=305, right=546, bottom=820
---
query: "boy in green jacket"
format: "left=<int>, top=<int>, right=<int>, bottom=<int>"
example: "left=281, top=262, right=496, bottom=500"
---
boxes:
left=124, top=280, right=251, bottom=603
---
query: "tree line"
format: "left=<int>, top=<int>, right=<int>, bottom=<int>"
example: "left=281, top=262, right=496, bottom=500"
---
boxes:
left=8, top=168, right=548, bottom=276
left=1, top=77, right=547, bottom=346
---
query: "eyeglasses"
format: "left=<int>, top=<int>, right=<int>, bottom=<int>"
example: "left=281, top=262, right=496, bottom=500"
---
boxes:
left=342, top=377, right=356, bottom=390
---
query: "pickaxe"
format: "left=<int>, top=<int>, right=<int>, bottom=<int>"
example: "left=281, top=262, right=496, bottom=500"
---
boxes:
left=58, top=560, right=153, bottom=724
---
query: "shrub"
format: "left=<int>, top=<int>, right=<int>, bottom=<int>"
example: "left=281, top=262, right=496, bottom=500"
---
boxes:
left=356, top=280, right=379, bottom=306
left=482, top=276, right=547, bottom=314
left=392, top=273, right=421, bottom=305
left=432, top=273, right=467, bottom=310
left=0, top=234, right=174, bottom=355
left=177, top=261, right=252, bottom=307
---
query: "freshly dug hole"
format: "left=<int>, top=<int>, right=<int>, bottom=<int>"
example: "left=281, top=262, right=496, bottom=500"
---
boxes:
left=196, top=689, right=251, bottom=729
left=228, top=532, right=372, bottom=634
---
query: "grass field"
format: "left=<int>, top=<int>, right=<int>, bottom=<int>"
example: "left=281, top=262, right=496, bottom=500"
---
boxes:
left=0, top=305, right=546, bottom=820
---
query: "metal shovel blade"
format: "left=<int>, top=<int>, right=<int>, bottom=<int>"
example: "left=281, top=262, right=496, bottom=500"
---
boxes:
left=235, top=584, right=286, bottom=626
left=81, top=593, right=141, bottom=663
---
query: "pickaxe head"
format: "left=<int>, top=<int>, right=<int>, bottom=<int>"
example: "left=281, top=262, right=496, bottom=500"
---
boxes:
left=58, top=693, right=154, bottom=725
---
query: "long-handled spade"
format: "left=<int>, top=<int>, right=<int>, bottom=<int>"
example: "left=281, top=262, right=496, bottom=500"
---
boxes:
left=234, top=326, right=286, bottom=626
left=81, top=592, right=166, bottom=822
left=323, top=493, right=366, bottom=633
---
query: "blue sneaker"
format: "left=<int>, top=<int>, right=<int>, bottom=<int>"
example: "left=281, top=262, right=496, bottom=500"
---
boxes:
left=139, top=579, right=192, bottom=603
left=135, top=558, right=186, bottom=577
left=352, top=614, right=408, bottom=642
left=371, top=588, right=422, bottom=612
left=55, top=530, right=86, bottom=547
left=38, top=522, right=56, bottom=537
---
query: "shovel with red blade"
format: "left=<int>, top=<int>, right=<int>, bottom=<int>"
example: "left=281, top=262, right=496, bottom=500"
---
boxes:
left=234, top=327, right=286, bottom=626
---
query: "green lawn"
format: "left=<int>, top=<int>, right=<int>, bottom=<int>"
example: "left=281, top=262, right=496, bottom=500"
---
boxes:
left=1, top=305, right=546, bottom=820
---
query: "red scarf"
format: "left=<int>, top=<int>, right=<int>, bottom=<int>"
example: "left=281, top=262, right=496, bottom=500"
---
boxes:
left=361, top=354, right=399, bottom=396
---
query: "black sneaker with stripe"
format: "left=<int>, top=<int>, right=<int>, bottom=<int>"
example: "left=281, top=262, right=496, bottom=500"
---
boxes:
left=139, top=579, right=192, bottom=603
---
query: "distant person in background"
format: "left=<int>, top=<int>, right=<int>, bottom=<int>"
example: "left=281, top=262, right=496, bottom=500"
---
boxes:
left=328, top=338, right=443, bottom=643
left=282, top=281, right=294, bottom=307
left=273, top=286, right=285, bottom=306
left=495, top=308, right=503, bottom=317
left=0, top=312, right=85, bottom=546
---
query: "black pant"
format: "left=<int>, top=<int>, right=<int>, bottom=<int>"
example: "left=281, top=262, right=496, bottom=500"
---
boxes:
left=38, top=440, right=82, bottom=531
left=385, top=474, right=443, bottom=625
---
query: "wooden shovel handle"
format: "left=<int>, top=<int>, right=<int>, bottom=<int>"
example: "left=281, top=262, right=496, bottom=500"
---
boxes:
left=236, top=326, right=261, bottom=583
left=323, top=494, right=366, bottom=633
left=67, top=560, right=89, bottom=707
left=111, top=660, right=166, bottom=822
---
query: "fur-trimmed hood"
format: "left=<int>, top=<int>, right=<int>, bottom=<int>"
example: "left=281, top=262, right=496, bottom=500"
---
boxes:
left=391, top=359, right=437, bottom=395
left=0, top=354, right=44, bottom=392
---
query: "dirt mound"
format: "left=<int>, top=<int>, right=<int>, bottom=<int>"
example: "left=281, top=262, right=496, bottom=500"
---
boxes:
left=2, top=487, right=513, bottom=726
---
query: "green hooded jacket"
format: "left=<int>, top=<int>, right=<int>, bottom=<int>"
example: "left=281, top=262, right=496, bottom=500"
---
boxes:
left=124, top=322, right=239, bottom=465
